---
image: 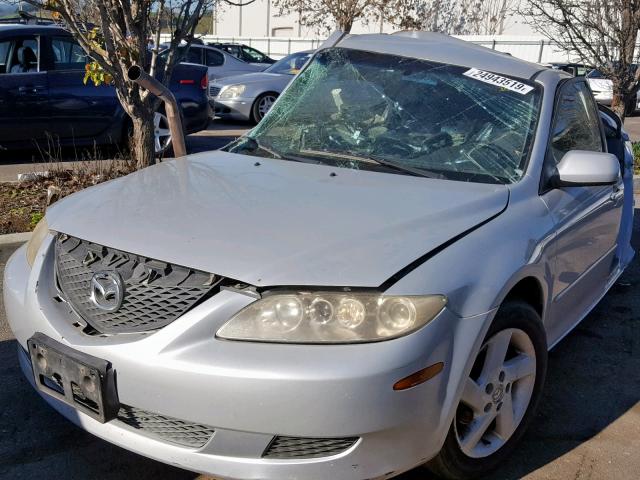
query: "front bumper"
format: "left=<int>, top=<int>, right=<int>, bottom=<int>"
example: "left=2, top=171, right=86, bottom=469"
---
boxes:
left=212, top=97, right=254, bottom=121
left=4, top=237, right=493, bottom=480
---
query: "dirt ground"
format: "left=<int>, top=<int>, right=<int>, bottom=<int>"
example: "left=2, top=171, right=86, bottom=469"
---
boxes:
left=0, top=216, right=638, bottom=477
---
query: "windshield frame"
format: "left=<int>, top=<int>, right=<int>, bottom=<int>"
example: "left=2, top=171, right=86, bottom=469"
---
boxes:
left=229, top=47, right=543, bottom=185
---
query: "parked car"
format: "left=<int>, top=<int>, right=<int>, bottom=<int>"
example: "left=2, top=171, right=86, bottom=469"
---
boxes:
left=210, top=50, right=313, bottom=122
left=160, top=43, right=266, bottom=82
left=546, top=62, right=592, bottom=77
left=4, top=32, right=635, bottom=480
left=208, top=42, right=276, bottom=68
left=586, top=67, right=640, bottom=114
left=0, top=24, right=210, bottom=155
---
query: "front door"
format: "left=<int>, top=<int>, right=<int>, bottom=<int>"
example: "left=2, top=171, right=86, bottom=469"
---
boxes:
left=543, top=79, right=624, bottom=345
left=0, top=35, right=49, bottom=147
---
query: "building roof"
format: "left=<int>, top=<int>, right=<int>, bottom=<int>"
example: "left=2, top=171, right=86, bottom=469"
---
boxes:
left=336, top=31, right=545, bottom=80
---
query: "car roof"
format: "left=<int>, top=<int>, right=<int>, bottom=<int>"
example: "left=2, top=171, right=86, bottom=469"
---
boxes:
left=336, top=31, right=546, bottom=80
left=0, top=23, right=69, bottom=35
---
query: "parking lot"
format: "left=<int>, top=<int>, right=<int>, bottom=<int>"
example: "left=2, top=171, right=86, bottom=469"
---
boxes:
left=0, top=197, right=638, bottom=478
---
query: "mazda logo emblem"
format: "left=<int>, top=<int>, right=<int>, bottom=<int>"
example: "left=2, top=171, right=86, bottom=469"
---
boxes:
left=90, top=271, right=124, bottom=312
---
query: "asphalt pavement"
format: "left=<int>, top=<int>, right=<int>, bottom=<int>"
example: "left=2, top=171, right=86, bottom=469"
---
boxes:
left=0, top=204, right=639, bottom=478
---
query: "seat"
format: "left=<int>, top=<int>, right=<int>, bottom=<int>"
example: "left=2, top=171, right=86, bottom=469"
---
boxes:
left=10, top=46, right=37, bottom=73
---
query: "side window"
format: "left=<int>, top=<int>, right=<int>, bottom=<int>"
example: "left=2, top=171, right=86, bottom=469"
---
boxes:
left=241, top=46, right=265, bottom=63
left=186, top=47, right=202, bottom=64
left=549, top=81, right=603, bottom=164
left=2, top=36, right=39, bottom=74
left=205, top=49, right=224, bottom=67
left=0, top=40, right=10, bottom=74
left=51, top=37, right=88, bottom=70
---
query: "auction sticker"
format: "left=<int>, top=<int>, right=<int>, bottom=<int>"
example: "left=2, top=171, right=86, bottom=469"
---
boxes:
left=463, top=68, right=534, bottom=95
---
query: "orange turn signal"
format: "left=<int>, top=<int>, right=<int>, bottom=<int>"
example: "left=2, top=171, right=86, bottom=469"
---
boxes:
left=393, top=362, right=444, bottom=391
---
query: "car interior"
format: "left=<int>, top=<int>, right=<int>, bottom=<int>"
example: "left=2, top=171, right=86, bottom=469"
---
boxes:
left=0, top=38, right=39, bottom=74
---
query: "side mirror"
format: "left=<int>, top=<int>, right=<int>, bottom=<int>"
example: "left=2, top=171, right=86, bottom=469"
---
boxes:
left=555, top=150, right=620, bottom=187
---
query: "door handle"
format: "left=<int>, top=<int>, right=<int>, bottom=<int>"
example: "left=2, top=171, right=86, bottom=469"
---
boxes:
left=17, top=85, right=43, bottom=94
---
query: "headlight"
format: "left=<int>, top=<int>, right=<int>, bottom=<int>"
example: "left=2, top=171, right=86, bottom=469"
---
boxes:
left=219, top=84, right=246, bottom=99
left=25, top=217, right=49, bottom=268
left=217, top=292, right=447, bottom=344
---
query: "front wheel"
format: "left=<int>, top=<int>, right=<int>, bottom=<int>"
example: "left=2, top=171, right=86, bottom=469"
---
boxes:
left=251, top=93, right=278, bottom=124
left=428, top=301, right=547, bottom=479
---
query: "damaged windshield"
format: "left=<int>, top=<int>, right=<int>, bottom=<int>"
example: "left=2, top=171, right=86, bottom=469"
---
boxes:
left=227, top=48, right=541, bottom=184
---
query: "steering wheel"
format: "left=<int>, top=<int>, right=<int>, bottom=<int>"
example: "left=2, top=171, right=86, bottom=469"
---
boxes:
left=372, top=135, right=417, bottom=157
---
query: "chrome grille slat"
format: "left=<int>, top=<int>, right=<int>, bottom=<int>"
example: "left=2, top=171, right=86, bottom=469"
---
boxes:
left=55, top=234, right=219, bottom=334
left=262, top=436, right=359, bottom=459
left=117, top=405, right=215, bottom=448
left=209, top=85, right=221, bottom=97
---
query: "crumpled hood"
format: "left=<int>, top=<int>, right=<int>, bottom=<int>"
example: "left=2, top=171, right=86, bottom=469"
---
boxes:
left=46, top=151, right=509, bottom=288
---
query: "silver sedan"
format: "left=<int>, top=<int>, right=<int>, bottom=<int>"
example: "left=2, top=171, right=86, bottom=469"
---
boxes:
left=210, top=50, right=314, bottom=123
left=4, top=32, right=635, bottom=480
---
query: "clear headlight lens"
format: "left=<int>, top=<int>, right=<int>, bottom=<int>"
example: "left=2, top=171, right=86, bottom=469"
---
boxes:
left=25, top=217, right=49, bottom=268
left=217, top=292, right=447, bottom=344
left=219, top=84, right=246, bottom=99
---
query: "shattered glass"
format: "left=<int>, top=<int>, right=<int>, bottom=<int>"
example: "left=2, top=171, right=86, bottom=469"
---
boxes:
left=228, top=48, right=542, bottom=184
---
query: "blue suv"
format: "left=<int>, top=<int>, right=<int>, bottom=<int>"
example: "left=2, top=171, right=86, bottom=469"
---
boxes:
left=0, top=24, right=211, bottom=155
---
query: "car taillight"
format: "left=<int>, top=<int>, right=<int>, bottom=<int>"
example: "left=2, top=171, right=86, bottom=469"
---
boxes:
left=179, top=79, right=195, bottom=85
left=200, top=74, right=208, bottom=90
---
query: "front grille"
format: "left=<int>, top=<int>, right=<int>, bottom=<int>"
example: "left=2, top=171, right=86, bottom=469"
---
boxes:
left=117, top=405, right=215, bottom=448
left=262, top=436, right=359, bottom=459
left=209, top=85, right=221, bottom=97
left=55, top=234, right=221, bottom=334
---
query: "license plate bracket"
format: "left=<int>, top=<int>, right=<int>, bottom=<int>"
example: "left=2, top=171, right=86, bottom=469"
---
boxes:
left=27, top=332, right=119, bottom=423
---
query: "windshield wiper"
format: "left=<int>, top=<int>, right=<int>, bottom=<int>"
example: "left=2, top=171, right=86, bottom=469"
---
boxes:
left=356, top=153, right=444, bottom=179
left=229, top=136, right=282, bottom=160
left=298, top=149, right=443, bottom=179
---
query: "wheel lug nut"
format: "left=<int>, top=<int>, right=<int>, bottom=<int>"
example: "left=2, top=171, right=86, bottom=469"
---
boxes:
left=497, top=402, right=503, bottom=411
left=499, top=371, right=505, bottom=382
left=485, top=383, right=494, bottom=394
left=484, top=403, right=492, bottom=413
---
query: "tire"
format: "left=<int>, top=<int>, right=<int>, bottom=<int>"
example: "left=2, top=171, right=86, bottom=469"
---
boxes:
left=250, top=92, right=278, bottom=124
left=153, top=111, right=173, bottom=156
left=427, top=301, right=548, bottom=480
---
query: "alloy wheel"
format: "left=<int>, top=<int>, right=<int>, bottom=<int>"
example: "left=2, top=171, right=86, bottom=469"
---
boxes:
left=257, top=95, right=277, bottom=120
left=154, top=111, right=172, bottom=155
left=454, top=328, right=536, bottom=459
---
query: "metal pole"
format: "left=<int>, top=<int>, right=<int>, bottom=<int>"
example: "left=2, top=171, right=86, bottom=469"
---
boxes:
left=266, top=0, right=271, bottom=37
left=127, top=65, right=187, bottom=158
left=239, top=3, right=243, bottom=37
left=537, top=39, right=545, bottom=63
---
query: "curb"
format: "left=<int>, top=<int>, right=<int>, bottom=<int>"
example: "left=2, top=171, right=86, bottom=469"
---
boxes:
left=0, top=232, right=31, bottom=246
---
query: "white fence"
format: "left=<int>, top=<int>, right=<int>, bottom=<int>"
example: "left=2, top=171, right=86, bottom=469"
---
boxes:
left=160, top=33, right=577, bottom=64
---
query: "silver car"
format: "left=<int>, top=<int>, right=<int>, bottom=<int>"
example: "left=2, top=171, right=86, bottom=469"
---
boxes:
left=587, top=68, right=640, bottom=113
left=160, top=43, right=265, bottom=82
left=210, top=50, right=314, bottom=123
left=4, top=32, right=635, bottom=480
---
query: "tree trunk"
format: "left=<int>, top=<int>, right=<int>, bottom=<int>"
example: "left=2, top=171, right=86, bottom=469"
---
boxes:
left=340, top=18, right=354, bottom=33
left=130, top=110, right=156, bottom=170
left=611, top=79, right=631, bottom=122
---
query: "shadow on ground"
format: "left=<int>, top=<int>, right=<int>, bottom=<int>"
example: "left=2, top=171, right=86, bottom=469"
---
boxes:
left=0, top=210, right=638, bottom=479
